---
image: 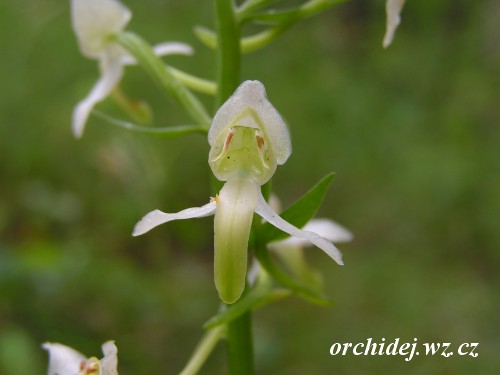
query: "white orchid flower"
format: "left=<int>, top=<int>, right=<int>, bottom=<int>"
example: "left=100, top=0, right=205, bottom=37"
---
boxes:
left=133, top=80, right=344, bottom=304
left=70, top=0, right=193, bottom=138
left=383, top=0, right=406, bottom=48
left=43, top=340, right=118, bottom=375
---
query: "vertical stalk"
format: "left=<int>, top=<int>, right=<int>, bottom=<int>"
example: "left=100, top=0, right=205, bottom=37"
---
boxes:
left=214, top=1, right=252, bottom=374
left=215, top=0, right=241, bottom=106
left=179, top=326, right=225, bottom=375
left=226, top=309, right=254, bottom=374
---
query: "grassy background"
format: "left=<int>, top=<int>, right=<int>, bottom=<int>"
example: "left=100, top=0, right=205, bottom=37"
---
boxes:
left=0, top=0, right=499, bottom=374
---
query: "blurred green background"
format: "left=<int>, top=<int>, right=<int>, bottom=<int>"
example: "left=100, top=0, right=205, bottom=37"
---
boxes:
left=1, top=0, right=499, bottom=374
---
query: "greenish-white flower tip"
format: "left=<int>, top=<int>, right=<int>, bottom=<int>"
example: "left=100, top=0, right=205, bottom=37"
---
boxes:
left=208, top=80, right=291, bottom=184
left=43, top=340, right=118, bottom=375
left=383, top=0, right=406, bottom=48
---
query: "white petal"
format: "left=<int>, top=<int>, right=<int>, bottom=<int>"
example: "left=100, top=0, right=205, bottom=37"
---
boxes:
left=132, top=201, right=216, bottom=236
left=42, top=342, right=86, bottom=375
left=120, top=42, right=194, bottom=65
left=383, top=0, right=406, bottom=48
left=100, top=341, right=118, bottom=375
left=72, top=59, right=124, bottom=138
left=153, top=42, right=193, bottom=57
left=274, top=218, right=353, bottom=248
left=208, top=80, right=291, bottom=165
left=71, top=0, right=132, bottom=59
left=255, top=193, right=344, bottom=265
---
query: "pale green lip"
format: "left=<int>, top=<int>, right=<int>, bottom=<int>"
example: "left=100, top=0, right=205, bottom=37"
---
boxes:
left=214, top=177, right=259, bottom=304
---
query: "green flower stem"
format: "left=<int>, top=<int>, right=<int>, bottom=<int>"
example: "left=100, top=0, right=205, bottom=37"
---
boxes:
left=241, top=25, right=292, bottom=54
left=178, top=326, right=225, bottom=375
left=226, top=309, right=254, bottom=375
left=92, top=110, right=207, bottom=137
left=116, top=32, right=211, bottom=130
left=241, top=0, right=346, bottom=53
left=245, top=0, right=345, bottom=22
left=215, top=0, right=241, bottom=106
left=194, top=22, right=303, bottom=54
left=237, top=0, right=283, bottom=19
left=168, top=66, right=217, bottom=96
left=193, top=0, right=347, bottom=54
left=214, top=1, right=253, bottom=373
left=194, top=26, right=217, bottom=50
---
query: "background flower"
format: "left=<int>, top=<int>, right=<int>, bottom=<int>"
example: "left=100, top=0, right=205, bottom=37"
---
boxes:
left=70, top=0, right=192, bottom=138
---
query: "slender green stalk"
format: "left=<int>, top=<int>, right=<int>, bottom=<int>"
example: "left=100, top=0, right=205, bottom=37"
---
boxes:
left=240, top=24, right=291, bottom=54
left=214, top=1, right=253, bottom=373
left=215, top=0, right=241, bottom=106
left=226, top=310, right=254, bottom=375
left=178, top=326, right=225, bottom=375
left=237, top=0, right=284, bottom=19
left=168, top=67, right=217, bottom=95
left=116, top=32, right=211, bottom=130
left=92, top=111, right=206, bottom=137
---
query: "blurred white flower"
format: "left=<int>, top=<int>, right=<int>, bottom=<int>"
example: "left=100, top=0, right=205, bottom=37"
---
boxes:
left=269, top=219, right=352, bottom=288
left=266, top=196, right=352, bottom=288
left=70, top=0, right=192, bottom=138
left=270, top=218, right=353, bottom=249
left=43, top=340, right=118, bottom=375
left=133, top=81, right=345, bottom=304
left=383, top=0, right=406, bottom=48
